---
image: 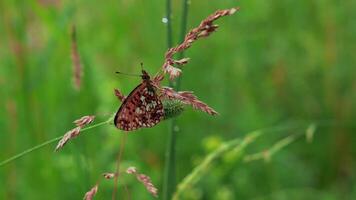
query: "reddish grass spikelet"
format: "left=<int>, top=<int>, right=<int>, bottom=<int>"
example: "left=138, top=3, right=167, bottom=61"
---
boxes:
left=114, top=88, right=126, bottom=102
left=174, top=57, right=190, bottom=65
left=153, top=74, right=164, bottom=85
left=71, top=24, right=83, bottom=90
left=102, top=173, right=116, bottom=179
left=74, top=115, right=95, bottom=127
left=55, top=127, right=81, bottom=151
left=126, top=167, right=158, bottom=198
left=164, top=64, right=182, bottom=80
left=83, top=184, right=98, bottom=200
left=56, top=115, right=95, bottom=151
left=155, top=7, right=239, bottom=82
left=126, top=166, right=137, bottom=174
left=160, top=87, right=219, bottom=115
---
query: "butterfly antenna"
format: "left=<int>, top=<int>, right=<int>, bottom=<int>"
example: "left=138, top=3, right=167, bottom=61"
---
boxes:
left=115, top=71, right=141, bottom=77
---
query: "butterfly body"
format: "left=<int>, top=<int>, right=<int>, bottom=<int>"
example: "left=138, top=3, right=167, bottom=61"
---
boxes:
left=114, top=70, right=164, bottom=131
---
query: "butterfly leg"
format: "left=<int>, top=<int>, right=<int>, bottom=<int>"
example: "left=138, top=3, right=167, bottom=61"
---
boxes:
left=114, top=88, right=126, bottom=102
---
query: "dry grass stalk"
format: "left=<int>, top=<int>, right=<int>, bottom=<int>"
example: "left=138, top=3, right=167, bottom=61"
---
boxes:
left=74, top=115, right=95, bottom=127
left=160, top=87, right=218, bottom=115
left=83, top=184, right=98, bottom=200
left=114, top=88, right=126, bottom=102
left=71, top=24, right=82, bottom=90
left=55, top=127, right=81, bottom=151
left=126, top=167, right=158, bottom=198
left=155, top=7, right=239, bottom=81
left=151, top=8, right=239, bottom=115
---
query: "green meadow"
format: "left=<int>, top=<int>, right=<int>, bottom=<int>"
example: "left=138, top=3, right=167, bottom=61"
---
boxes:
left=0, top=0, right=355, bottom=199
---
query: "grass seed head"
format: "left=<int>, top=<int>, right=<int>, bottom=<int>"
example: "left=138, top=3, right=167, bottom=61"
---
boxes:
left=83, top=184, right=98, bottom=200
left=55, top=127, right=81, bottom=151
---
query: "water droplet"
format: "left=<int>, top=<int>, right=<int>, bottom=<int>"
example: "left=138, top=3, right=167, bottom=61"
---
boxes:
left=162, top=17, right=168, bottom=24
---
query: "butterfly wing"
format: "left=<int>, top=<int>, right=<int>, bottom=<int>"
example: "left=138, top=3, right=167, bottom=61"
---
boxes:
left=114, top=82, right=164, bottom=131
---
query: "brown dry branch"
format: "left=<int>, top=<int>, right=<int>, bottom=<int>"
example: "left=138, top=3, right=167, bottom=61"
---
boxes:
left=155, top=7, right=239, bottom=82
left=83, top=184, right=98, bottom=200
left=71, top=24, right=83, bottom=90
left=55, top=127, right=81, bottom=151
left=126, top=167, right=158, bottom=198
left=114, top=88, right=126, bottom=102
left=74, top=115, right=95, bottom=127
left=160, top=87, right=218, bottom=115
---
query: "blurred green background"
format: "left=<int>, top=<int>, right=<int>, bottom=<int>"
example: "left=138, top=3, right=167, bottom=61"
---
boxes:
left=1, top=0, right=356, bottom=199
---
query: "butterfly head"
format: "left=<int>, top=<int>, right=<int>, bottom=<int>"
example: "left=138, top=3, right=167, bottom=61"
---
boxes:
left=141, top=70, right=150, bottom=81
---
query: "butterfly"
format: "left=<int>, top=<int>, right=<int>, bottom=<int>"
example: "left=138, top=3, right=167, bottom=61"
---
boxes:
left=114, top=70, right=164, bottom=131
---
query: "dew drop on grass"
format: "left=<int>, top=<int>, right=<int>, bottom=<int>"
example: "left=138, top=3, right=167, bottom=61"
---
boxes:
left=162, top=17, right=168, bottom=24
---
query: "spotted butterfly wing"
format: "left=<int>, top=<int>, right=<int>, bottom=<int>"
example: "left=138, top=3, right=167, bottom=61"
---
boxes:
left=114, top=70, right=164, bottom=131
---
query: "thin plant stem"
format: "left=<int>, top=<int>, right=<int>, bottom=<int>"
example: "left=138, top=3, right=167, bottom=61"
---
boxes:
left=0, top=117, right=113, bottom=167
left=172, top=123, right=312, bottom=200
left=165, top=0, right=173, bottom=49
left=123, top=183, right=131, bottom=200
left=175, top=0, right=189, bottom=89
left=163, top=0, right=189, bottom=200
left=162, top=0, right=174, bottom=199
left=172, top=131, right=262, bottom=200
left=243, top=124, right=317, bottom=162
left=243, top=133, right=300, bottom=162
left=112, top=132, right=128, bottom=200
left=177, top=0, right=189, bottom=72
